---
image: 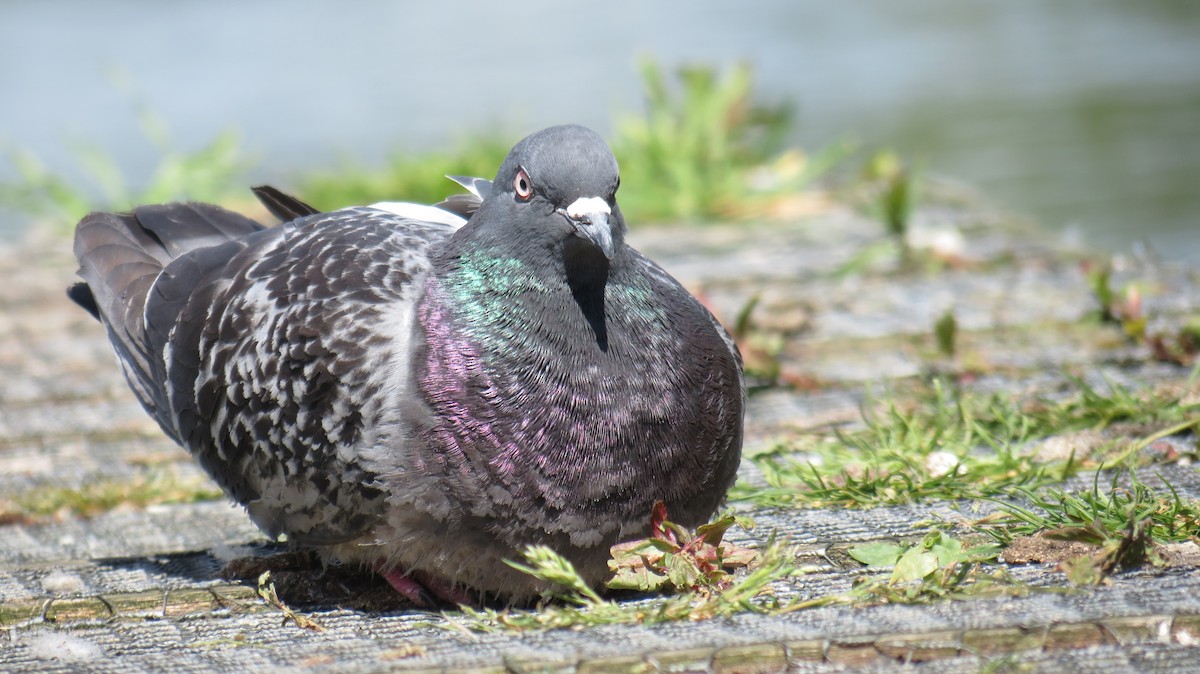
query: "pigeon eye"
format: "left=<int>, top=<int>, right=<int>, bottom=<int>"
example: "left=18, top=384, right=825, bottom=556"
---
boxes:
left=514, top=168, right=533, bottom=200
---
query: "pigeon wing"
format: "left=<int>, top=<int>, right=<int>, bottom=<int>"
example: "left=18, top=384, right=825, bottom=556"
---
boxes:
left=146, top=207, right=456, bottom=544
left=433, top=175, right=491, bottom=219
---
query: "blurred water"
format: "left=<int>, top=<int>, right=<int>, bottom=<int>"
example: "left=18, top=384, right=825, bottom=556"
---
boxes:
left=1, top=0, right=1197, bottom=258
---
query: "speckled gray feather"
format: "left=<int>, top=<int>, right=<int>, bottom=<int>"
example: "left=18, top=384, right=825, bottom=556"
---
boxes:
left=70, top=125, right=744, bottom=602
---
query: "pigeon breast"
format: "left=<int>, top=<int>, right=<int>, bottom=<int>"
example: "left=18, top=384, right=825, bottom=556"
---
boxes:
left=395, top=243, right=743, bottom=550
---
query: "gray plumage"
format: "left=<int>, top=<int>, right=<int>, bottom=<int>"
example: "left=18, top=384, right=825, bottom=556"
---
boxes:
left=70, top=125, right=744, bottom=603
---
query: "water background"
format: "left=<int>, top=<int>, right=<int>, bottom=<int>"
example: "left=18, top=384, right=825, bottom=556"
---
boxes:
left=2, top=0, right=1197, bottom=258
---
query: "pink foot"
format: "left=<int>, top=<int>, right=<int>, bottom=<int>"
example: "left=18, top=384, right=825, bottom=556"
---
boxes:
left=377, top=567, right=437, bottom=607
left=375, top=565, right=477, bottom=608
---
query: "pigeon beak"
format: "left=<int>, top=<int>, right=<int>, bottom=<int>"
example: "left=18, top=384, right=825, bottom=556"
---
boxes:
left=561, top=197, right=614, bottom=260
left=572, top=212, right=613, bottom=260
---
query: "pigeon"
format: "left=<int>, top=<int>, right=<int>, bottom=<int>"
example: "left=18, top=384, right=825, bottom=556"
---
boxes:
left=69, top=124, right=744, bottom=605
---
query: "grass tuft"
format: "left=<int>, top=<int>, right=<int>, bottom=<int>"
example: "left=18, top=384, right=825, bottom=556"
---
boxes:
left=0, top=468, right=223, bottom=523
left=985, top=474, right=1200, bottom=547
left=736, top=377, right=1200, bottom=509
left=612, top=60, right=849, bottom=222
left=787, top=530, right=1028, bottom=612
left=453, top=510, right=792, bottom=632
left=455, top=541, right=792, bottom=631
left=975, top=473, right=1200, bottom=584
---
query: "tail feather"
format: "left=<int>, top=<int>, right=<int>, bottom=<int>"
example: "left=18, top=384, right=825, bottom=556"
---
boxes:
left=252, top=185, right=320, bottom=222
left=71, top=202, right=268, bottom=437
left=67, top=282, right=100, bottom=320
left=74, top=212, right=173, bottom=339
left=73, top=204, right=264, bottom=337
left=132, top=203, right=266, bottom=257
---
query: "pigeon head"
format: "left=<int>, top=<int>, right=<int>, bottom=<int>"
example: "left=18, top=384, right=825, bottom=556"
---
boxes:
left=476, top=125, right=625, bottom=262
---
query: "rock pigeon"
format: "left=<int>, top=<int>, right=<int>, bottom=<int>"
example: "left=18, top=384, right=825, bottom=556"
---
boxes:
left=69, top=124, right=744, bottom=605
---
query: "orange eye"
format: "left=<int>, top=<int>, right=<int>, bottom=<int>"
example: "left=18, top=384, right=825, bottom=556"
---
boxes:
left=514, top=168, right=533, bottom=200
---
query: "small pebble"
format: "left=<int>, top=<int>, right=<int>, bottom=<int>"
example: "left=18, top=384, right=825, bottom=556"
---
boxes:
left=40, top=569, right=85, bottom=595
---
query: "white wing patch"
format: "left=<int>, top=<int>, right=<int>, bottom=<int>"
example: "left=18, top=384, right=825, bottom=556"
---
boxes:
left=369, top=202, right=467, bottom=228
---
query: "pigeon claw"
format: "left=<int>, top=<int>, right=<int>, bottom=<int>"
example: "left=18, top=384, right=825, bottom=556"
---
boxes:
left=375, top=565, right=477, bottom=608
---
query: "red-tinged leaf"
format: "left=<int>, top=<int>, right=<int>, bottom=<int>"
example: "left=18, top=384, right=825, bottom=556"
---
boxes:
left=665, top=553, right=702, bottom=591
left=717, top=542, right=758, bottom=568
left=646, top=538, right=681, bottom=554
left=608, top=540, right=666, bottom=571
left=666, top=522, right=693, bottom=547
left=691, top=545, right=720, bottom=564
left=607, top=562, right=669, bottom=592
left=607, top=503, right=761, bottom=595
left=695, top=515, right=737, bottom=546
left=650, top=501, right=677, bottom=545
